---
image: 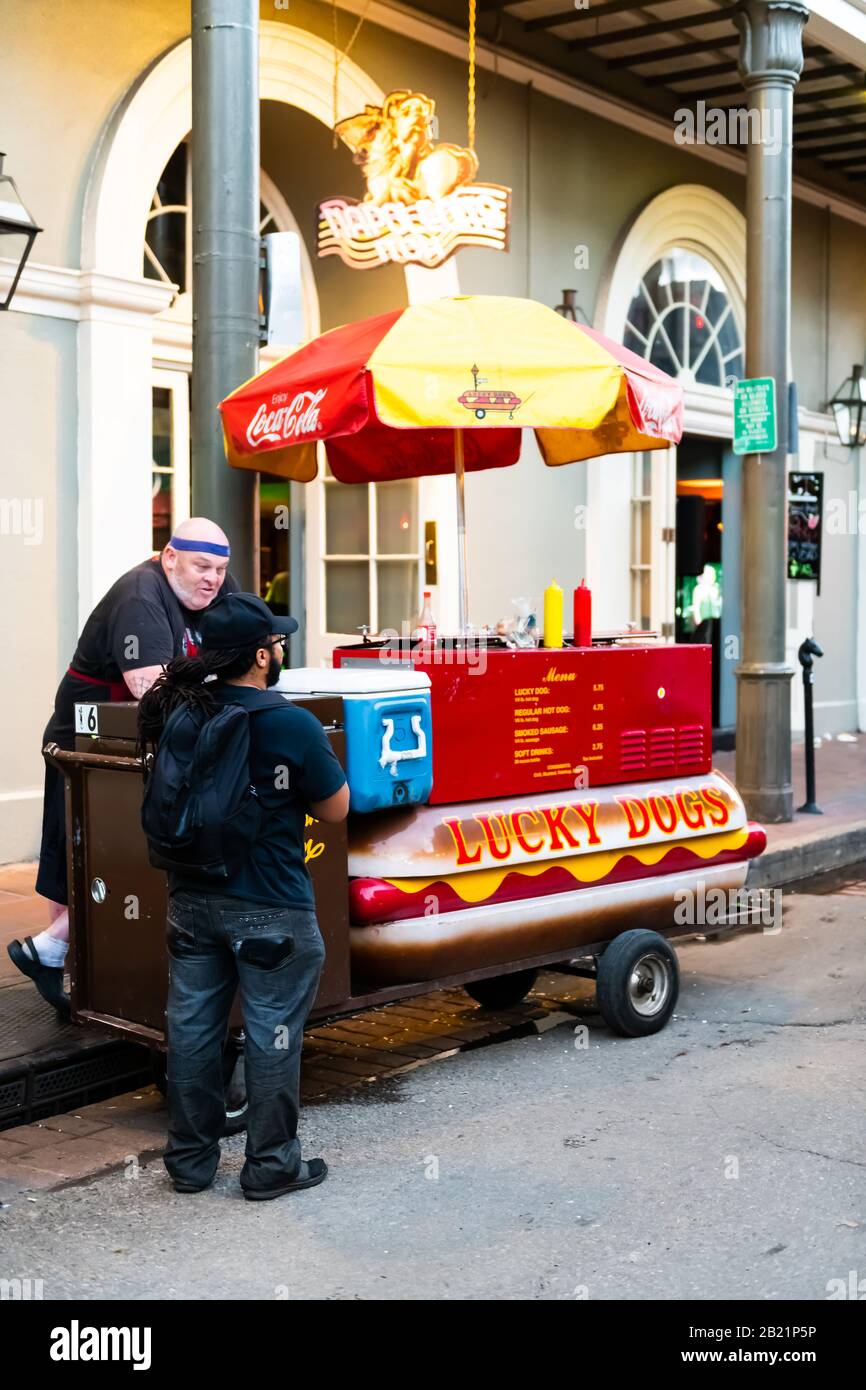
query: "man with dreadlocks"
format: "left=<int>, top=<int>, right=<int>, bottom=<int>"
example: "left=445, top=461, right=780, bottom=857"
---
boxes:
left=138, top=592, right=348, bottom=1198
left=7, top=518, right=236, bottom=1017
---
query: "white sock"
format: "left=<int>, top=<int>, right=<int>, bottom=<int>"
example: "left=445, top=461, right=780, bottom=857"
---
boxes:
left=25, top=932, right=68, bottom=968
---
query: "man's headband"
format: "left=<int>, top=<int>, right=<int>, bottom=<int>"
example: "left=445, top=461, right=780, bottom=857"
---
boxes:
left=168, top=537, right=230, bottom=558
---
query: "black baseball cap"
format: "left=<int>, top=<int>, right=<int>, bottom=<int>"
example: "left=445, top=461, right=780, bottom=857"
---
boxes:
left=199, top=592, right=299, bottom=650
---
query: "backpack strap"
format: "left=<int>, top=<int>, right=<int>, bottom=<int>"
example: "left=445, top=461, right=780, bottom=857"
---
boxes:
left=243, top=690, right=297, bottom=799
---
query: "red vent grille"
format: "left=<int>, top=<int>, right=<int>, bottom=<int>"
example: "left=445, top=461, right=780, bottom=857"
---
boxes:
left=649, top=726, right=676, bottom=768
left=620, top=728, right=647, bottom=773
left=677, top=724, right=705, bottom=766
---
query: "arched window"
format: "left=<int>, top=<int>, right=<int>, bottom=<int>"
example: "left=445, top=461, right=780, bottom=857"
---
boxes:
left=623, top=247, right=743, bottom=387
left=144, top=137, right=279, bottom=295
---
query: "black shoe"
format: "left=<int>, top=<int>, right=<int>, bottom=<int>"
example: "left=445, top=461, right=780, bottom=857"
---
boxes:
left=172, top=1179, right=212, bottom=1194
left=7, top=937, right=71, bottom=1021
left=242, top=1158, right=328, bottom=1202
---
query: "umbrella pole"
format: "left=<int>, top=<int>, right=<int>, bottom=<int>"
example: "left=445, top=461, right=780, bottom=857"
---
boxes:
left=454, top=429, right=469, bottom=633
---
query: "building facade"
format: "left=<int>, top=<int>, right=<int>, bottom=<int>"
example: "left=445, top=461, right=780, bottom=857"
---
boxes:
left=2, top=0, right=866, bottom=860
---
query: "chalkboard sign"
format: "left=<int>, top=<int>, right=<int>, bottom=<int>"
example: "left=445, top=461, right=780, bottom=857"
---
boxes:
left=787, top=472, right=823, bottom=587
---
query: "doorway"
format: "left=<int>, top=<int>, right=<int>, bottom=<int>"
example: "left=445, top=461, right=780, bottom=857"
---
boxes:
left=674, top=436, right=741, bottom=742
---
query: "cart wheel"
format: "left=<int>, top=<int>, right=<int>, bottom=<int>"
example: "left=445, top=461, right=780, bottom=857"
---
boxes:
left=149, top=1034, right=249, bottom=1136
left=465, top=968, right=539, bottom=1009
left=595, top=929, right=679, bottom=1037
left=475, top=408, right=486, bottom=419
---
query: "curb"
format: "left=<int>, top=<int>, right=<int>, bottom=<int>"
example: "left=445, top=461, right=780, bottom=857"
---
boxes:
left=746, top=820, right=866, bottom=890
left=0, top=1143, right=167, bottom=1207
left=0, top=1034, right=153, bottom=1132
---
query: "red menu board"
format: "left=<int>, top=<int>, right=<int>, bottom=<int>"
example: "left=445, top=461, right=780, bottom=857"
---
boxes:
left=335, top=643, right=711, bottom=806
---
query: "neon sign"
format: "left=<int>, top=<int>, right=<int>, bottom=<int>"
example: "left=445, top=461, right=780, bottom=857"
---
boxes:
left=317, top=90, right=511, bottom=270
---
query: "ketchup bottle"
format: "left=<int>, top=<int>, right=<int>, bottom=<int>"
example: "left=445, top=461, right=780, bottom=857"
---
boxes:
left=573, top=580, right=592, bottom=647
left=414, top=590, right=437, bottom=642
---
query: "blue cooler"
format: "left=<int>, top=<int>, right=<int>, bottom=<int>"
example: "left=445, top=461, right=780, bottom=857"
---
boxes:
left=277, top=667, right=433, bottom=813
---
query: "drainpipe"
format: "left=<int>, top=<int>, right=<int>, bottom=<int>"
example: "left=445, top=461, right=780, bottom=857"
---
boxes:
left=190, top=0, right=259, bottom=588
left=734, top=0, right=808, bottom=822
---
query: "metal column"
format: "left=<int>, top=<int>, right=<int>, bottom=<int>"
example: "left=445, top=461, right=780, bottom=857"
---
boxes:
left=190, top=0, right=259, bottom=589
left=734, top=0, right=808, bottom=823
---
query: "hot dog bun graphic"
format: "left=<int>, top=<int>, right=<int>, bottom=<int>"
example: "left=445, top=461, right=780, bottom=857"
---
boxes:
left=347, top=772, right=766, bottom=985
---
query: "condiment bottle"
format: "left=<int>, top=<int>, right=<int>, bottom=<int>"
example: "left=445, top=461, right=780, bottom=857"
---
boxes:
left=573, top=579, right=592, bottom=647
left=413, top=589, right=437, bottom=642
left=543, top=581, right=563, bottom=648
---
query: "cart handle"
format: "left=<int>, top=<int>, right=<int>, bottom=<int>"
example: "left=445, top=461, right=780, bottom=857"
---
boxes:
left=43, top=742, right=147, bottom=774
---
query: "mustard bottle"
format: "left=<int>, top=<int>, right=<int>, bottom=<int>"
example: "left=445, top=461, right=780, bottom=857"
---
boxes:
left=543, top=581, right=563, bottom=648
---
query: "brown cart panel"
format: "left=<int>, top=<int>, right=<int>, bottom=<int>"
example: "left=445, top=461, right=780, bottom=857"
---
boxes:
left=57, top=696, right=350, bottom=1047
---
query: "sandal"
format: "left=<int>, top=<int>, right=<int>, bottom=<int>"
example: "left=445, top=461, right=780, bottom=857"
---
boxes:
left=7, top=937, right=71, bottom=1021
left=242, top=1158, right=328, bottom=1201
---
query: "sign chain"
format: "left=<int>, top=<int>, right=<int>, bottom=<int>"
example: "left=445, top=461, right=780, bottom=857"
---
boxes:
left=332, top=0, right=375, bottom=145
left=468, top=0, right=477, bottom=150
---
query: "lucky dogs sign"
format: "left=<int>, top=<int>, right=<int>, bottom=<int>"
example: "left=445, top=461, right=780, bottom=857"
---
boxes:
left=441, top=783, right=734, bottom=868
left=346, top=771, right=765, bottom=924
left=317, top=90, right=510, bottom=270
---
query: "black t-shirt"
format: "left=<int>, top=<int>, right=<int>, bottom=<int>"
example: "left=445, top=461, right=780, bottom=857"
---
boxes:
left=44, top=557, right=238, bottom=748
left=169, top=683, right=347, bottom=910
left=72, top=557, right=238, bottom=681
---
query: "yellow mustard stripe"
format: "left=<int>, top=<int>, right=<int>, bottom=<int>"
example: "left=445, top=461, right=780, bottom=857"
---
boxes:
left=381, top=828, right=750, bottom=904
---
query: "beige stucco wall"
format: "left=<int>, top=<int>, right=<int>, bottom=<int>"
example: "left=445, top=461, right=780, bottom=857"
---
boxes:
left=1, top=0, right=190, bottom=269
left=0, top=311, right=78, bottom=860
left=0, top=0, right=192, bottom=861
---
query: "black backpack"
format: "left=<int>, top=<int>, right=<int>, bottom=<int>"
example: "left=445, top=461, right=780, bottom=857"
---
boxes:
left=141, top=691, right=288, bottom=882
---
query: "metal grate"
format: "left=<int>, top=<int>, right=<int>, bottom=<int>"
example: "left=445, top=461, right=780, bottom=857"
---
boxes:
left=33, top=1052, right=144, bottom=1101
left=0, top=984, right=78, bottom=1062
left=649, top=726, right=676, bottom=768
left=0, top=1075, right=26, bottom=1121
left=0, top=1048, right=151, bottom=1131
left=620, top=728, right=647, bottom=773
left=678, top=724, right=706, bottom=765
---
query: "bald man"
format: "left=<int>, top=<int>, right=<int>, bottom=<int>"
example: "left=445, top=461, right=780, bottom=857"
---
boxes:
left=8, top=520, right=237, bottom=1016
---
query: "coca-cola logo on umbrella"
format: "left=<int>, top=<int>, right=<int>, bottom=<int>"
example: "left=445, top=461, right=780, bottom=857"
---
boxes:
left=630, top=377, right=679, bottom=436
left=245, top=389, right=327, bottom=449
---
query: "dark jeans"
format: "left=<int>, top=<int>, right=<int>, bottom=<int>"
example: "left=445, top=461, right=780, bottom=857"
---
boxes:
left=163, top=889, right=325, bottom=1191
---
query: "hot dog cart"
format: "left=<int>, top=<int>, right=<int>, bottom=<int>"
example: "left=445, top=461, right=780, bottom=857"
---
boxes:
left=48, top=624, right=766, bottom=1129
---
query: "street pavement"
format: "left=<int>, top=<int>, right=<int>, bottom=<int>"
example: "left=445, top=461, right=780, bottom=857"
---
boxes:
left=0, top=890, right=863, bottom=1301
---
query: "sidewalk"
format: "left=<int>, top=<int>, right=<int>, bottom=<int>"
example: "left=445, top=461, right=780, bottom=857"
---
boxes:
left=716, top=734, right=866, bottom=887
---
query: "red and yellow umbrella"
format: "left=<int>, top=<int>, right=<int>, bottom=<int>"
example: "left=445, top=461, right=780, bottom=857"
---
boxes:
left=219, top=295, right=683, bottom=625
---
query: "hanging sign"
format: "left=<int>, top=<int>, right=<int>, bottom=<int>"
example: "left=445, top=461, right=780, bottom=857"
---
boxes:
left=787, top=471, right=823, bottom=584
left=733, top=376, right=777, bottom=455
left=316, top=90, right=511, bottom=270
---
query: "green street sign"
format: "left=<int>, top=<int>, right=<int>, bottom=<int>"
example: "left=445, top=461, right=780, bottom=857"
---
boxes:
left=733, top=376, right=777, bottom=455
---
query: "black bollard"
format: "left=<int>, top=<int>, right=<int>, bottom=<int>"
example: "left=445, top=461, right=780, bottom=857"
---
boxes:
left=797, top=636, right=824, bottom=814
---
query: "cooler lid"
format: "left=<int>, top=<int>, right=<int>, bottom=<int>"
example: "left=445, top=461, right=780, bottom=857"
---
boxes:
left=276, top=666, right=431, bottom=696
